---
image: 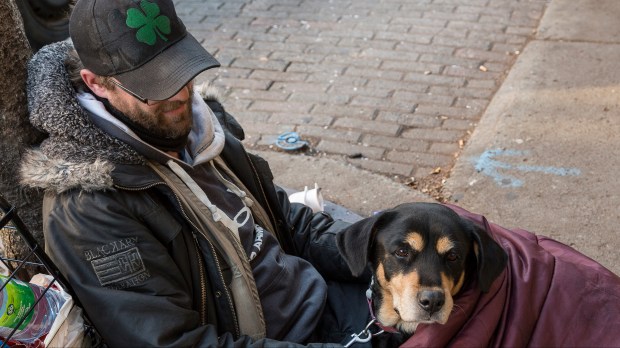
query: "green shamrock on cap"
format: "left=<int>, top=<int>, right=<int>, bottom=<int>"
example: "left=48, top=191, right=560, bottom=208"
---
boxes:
left=126, top=0, right=171, bottom=46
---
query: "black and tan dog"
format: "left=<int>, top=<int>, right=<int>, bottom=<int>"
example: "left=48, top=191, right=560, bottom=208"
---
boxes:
left=338, top=202, right=507, bottom=334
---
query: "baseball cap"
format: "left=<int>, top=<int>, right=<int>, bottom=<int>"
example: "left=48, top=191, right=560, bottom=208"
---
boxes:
left=70, top=0, right=220, bottom=101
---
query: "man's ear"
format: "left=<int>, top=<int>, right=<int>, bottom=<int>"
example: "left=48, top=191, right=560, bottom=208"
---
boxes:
left=462, top=216, right=507, bottom=292
left=80, top=69, right=111, bottom=99
left=337, top=211, right=397, bottom=277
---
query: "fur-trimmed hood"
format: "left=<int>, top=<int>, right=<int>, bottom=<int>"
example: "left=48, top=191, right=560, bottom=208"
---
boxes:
left=20, top=41, right=224, bottom=193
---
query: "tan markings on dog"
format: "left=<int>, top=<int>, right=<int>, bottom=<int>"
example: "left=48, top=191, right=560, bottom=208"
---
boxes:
left=375, top=263, right=401, bottom=326
left=406, top=232, right=424, bottom=252
left=389, top=271, right=422, bottom=323
left=398, top=320, right=420, bottom=334
left=436, top=273, right=455, bottom=324
left=451, top=271, right=466, bottom=296
left=376, top=263, right=387, bottom=287
left=436, top=236, right=454, bottom=254
left=441, top=272, right=454, bottom=291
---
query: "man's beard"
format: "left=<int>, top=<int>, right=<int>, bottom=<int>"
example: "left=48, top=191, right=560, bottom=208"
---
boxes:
left=103, top=86, right=194, bottom=152
left=129, top=100, right=193, bottom=139
left=120, top=89, right=194, bottom=139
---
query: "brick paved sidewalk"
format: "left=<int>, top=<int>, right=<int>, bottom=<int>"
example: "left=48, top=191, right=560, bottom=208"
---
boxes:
left=178, top=0, right=548, bottom=197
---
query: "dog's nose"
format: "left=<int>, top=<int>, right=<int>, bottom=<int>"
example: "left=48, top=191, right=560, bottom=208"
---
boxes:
left=418, top=290, right=445, bottom=315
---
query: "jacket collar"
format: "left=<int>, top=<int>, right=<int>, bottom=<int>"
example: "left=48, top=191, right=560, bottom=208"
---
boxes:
left=20, top=41, right=225, bottom=193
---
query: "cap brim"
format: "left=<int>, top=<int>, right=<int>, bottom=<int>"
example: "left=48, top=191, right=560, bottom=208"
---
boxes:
left=114, top=33, right=219, bottom=101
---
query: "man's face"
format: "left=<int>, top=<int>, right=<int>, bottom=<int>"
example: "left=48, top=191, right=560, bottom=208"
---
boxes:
left=106, top=81, right=194, bottom=139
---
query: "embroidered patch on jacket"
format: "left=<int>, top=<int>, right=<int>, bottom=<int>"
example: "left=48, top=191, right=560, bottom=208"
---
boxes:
left=90, top=246, right=150, bottom=289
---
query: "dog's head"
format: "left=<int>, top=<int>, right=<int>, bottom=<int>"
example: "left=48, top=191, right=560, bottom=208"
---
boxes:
left=337, top=203, right=507, bottom=334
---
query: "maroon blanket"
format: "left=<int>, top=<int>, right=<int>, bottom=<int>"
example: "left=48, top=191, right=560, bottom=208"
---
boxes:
left=401, top=204, right=620, bottom=347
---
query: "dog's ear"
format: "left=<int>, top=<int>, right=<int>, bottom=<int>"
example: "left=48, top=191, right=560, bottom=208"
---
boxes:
left=462, top=217, right=507, bottom=292
left=337, top=211, right=397, bottom=277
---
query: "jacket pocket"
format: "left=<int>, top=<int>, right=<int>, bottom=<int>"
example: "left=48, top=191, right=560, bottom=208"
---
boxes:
left=142, top=204, right=183, bottom=244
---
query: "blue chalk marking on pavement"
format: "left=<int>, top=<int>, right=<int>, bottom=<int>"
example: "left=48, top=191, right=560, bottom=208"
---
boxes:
left=472, top=149, right=581, bottom=187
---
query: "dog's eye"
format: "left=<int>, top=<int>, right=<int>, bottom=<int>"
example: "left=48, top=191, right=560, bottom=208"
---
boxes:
left=394, top=248, right=409, bottom=258
left=446, top=251, right=458, bottom=262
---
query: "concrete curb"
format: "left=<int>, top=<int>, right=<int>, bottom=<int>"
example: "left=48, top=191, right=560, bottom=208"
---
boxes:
left=444, top=0, right=620, bottom=275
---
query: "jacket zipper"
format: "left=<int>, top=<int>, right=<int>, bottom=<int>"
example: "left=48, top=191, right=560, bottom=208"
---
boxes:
left=206, top=241, right=240, bottom=338
left=114, top=182, right=210, bottom=326
left=190, top=232, right=208, bottom=326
